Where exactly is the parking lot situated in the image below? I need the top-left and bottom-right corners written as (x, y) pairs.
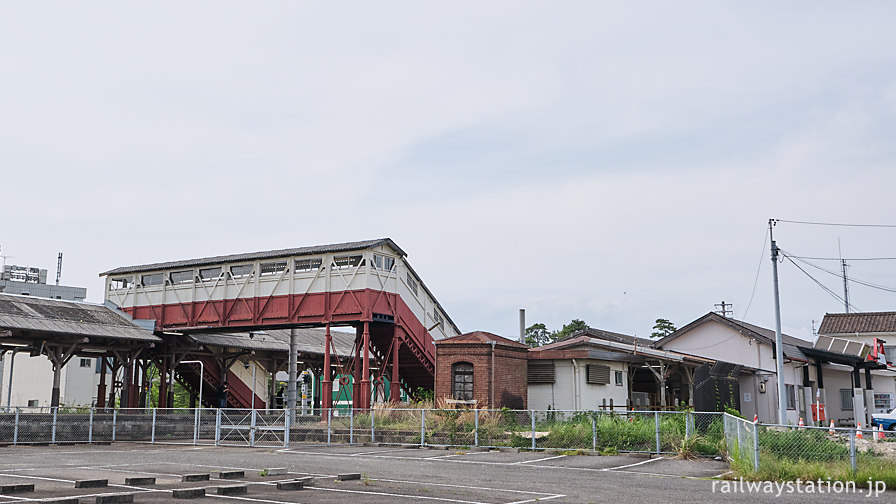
top-left (0, 443), bottom-right (877, 503)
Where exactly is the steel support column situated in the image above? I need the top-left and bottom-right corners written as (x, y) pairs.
top-left (360, 321), bottom-right (371, 409)
top-left (390, 327), bottom-right (400, 403)
top-left (159, 353), bottom-right (169, 409)
top-left (96, 355), bottom-right (107, 409)
top-left (352, 326), bottom-right (361, 410)
top-left (322, 324), bottom-right (333, 411)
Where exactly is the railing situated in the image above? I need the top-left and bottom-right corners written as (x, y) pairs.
top-left (722, 413), bottom-right (893, 476)
top-left (0, 407), bottom-right (724, 454)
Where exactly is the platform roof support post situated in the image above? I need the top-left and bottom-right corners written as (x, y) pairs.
top-left (287, 328), bottom-right (298, 419)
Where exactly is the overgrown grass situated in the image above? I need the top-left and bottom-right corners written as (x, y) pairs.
top-left (728, 425), bottom-right (896, 487)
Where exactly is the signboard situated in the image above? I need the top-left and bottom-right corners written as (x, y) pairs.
top-left (743, 392), bottom-right (752, 403)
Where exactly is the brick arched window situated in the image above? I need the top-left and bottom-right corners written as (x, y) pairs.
top-left (452, 362), bottom-right (474, 401)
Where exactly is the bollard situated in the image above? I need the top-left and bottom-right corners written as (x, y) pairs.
top-left (89, 407), bottom-right (94, 444)
top-left (531, 411), bottom-right (536, 450)
top-left (654, 411), bottom-right (661, 454)
top-left (420, 409), bottom-right (426, 447)
top-left (474, 409), bottom-right (479, 447)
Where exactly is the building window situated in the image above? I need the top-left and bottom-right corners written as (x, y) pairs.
top-left (527, 362), bottom-right (555, 384)
top-left (406, 272), bottom-right (418, 296)
top-left (785, 385), bottom-right (795, 410)
top-left (170, 270), bottom-right (194, 284)
top-left (230, 265), bottom-right (253, 278)
top-left (260, 262), bottom-right (287, 276)
top-left (110, 277), bottom-right (130, 289)
top-left (587, 364), bottom-right (611, 385)
top-left (199, 267), bottom-right (222, 281)
top-left (373, 254), bottom-right (395, 271)
top-left (141, 273), bottom-right (163, 287)
top-left (840, 389), bottom-right (854, 411)
top-left (27, 400), bottom-right (39, 407)
top-left (452, 362), bottom-right (474, 401)
top-left (615, 370), bottom-right (624, 386)
top-left (295, 258), bottom-right (322, 273)
top-left (333, 255), bottom-right (363, 270)
top-left (433, 309), bottom-right (444, 327)
top-left (80, 358), bottom-right (91, 368)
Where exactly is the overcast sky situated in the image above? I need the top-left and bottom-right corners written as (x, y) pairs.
top-left (2, 2), bottom-right (895, 342)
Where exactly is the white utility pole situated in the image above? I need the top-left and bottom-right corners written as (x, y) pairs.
top-left (769, 219), bottom-right (788, 425)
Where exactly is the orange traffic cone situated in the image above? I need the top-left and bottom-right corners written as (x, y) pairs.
top-left (829, 420), bottom-right (835, 435)
top-left (857, 423), bottom-right (863, 439)
top-left (798, 417), bottom-right (805, 429)
top-left (753, 414), bottom-right (758, 423)
top-left (879, 425), bottom-right (885, 441)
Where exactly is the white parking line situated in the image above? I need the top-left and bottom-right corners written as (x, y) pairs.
top-left (604, 456), bottom-right (664, 470)
top-left (513, 454), bottom-right (566, 465)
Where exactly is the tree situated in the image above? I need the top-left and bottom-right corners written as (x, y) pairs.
top-left (651, 318), bottom-right (677, 339)
top-left (554, 319), bottom-right (588, 341)
top-left (524, 323), bottom-right (553, 347)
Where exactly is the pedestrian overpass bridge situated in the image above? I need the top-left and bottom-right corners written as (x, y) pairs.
top-left (100, 238), bottom-right (461, 410)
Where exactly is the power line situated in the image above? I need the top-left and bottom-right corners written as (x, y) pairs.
top-left (781, 254), bottom-right (862, 311)
top-left (740, 226), bottom-right (768, 322)
top-left (784, 255), bottom-right (896, 262)
top-left (782, 250), bottom-right (896, 295)
top-left (775, 219), bottom-right (896, 228)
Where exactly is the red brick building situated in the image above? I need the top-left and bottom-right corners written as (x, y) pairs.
top-left (434, 331), bottom-right (528, 409)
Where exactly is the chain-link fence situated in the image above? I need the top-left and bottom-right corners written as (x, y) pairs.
top-left (721, 413), bottom-right (895, 477)
top-left (1, 406), bottom-right (726, 454)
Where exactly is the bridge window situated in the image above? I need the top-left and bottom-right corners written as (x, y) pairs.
top-left (333, 255), bottom-right (362, 270)
top-left (170, 270), bottom-right (194, 284)
top-left (110, 277), bottom-right (130, 289)
top-left (373, 254), bottom-right (395, 271)
top-left (141, 273), bottom-right (163, 287)
top-left (230, 265), bottom-right (254, 278)
top-left (295, 258), bottom-right (323, 272)
top-left (199, 267), bottom-right (222, 281)
top-left (260, 262), bottom-right (287, 276)
top-left (453, 362), bottom-right (474, 401)
top-left (406, 272), bottom-right (418, 296)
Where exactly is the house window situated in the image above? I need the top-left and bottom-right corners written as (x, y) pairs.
top-left (587, 364), bottom-right (611, 385)
top-left (260, 262), bottom-right (287, 276)
top-left (785, 385), bottom-right (795, 410)
top-left (295, 258), bottom-right (322, 273)
top-left (840, 389), bottom-right (854, 411)
top-left (80, 358), bottom-right (91, 368)
top-left (615, 370), bottom-right (624, 386)
top-left (230, 265), bottom-right (253, 278)
top-left (452, 362), bottom-right (474, 401)
top-left (141, 273), bottom-right (163, 287)
top-left (527, 362), bottom-right (555, 384)
top-left (406, 272), bottom-right (418, 296)
top-left (170, 270), bottom-right (194, 284)
top-left (199, 267), bottom-right (222, 281)
top-left (333, 255), bottom-right (363, 269)
top-left (372, 254), bottom-right (395, 271)
top-left (27, 400), bottom-right (38, 408)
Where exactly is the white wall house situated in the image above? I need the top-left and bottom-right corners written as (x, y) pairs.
top-left (0, 353), bottom-right (112, 408)
top-left (655, 313), bottom-right (813, 425)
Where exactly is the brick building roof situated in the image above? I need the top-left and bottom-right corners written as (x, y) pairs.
top-left (435, 331), bottom-right (528, 348)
